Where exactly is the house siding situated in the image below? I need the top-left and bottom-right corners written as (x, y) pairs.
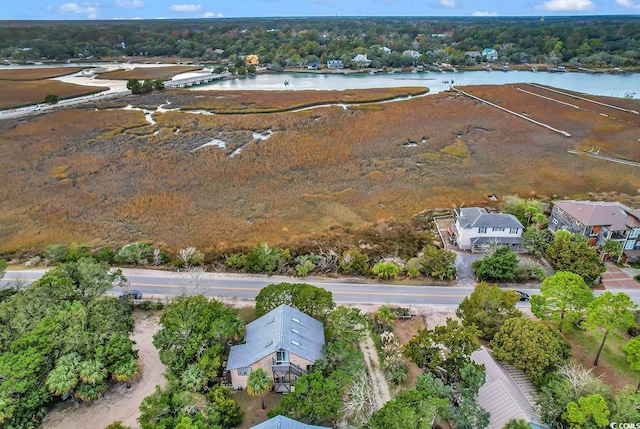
top-left (230, 351), bottom-right (314, 390)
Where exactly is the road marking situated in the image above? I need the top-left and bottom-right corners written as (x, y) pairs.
top-left (124, 282), bottom-right (468, 298)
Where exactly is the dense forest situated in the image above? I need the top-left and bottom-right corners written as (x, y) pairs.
top-left (0, 16), bottom-right (638, 69)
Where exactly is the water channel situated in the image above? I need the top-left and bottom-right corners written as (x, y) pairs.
top-left (192, 69), bottom-right (638, 99)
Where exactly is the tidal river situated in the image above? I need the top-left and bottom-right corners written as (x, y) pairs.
top-left (193, 69), bottom-right (638, 99)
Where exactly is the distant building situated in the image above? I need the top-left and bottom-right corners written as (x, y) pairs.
top-left (548, 200), bottom-right (640, 262)
top-left (245, 54), bottom-right (259, 65)
top-left (450, 207), bottom-right (524, 253)
top-left (381, 46), bottom-right (392, 54)
top-left (307, 61), bottom-right (320, 70)
top-left (327, 59), bottom-right (344, 70)
top-left (402, 50), bottom-right (421, 59)
top-left (352, 53), bottom-right (372, 67)
top-left (483, 48), bottom-right (499, 61)
top-left (466, 51), bottom-right (481, 58)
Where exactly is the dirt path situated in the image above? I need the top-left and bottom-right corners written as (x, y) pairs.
top-left (41, 311), bottom-right (166, 429)
top-left (360, 332), bottom-right (392, 410)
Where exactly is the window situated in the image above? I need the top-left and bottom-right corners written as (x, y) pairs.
top-left (631, 228), bottom-right (640, 239)
top-left (492, 227), bottom-right (505, 232)
top-left (625, 240), bottom-right (635, 250)
top-left (509, 228), bottom-right (519, 234)
top-left (238, 367), bottom-right (251, 376)
top-left (478, 227), bottom-right (487, 234)
top-left (276, 350), bottom-right (289, 363)
top-left (552, 218), bottom-right (558, 225)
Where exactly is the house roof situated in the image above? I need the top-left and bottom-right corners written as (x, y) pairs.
top-left (455, 207), bottom-right (523, 229)
top-left (227, 304), bottom-right (325, 370)
top-left (553, 200), bottom-right (635, 231)
top-left (251, 415), bottom-right (330, 429)
top-left (471, 347), bottom-right (545, 429)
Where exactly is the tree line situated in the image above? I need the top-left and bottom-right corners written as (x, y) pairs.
top-left (0, 16), bottom-right (638, 69)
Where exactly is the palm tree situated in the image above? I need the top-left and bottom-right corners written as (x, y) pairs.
top-left (46, 353), bottom-right (81, 398)
top-left (79, 359), bottom-right (107, 385)
top-left (112, 357), bottom-right (140, 388)
top-left (246, 368), bottom-right (273, 409)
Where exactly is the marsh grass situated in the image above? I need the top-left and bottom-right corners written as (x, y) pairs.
top-left (0, 87), bottom-right (638, 255)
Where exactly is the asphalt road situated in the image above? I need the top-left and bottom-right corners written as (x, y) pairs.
top-left (3, 268), bottom-right (638, 308)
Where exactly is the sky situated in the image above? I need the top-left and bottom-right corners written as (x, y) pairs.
top-left (2, 0), bottom-right (640, 20)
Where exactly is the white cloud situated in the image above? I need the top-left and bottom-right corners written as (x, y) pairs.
top-left (169, 4), bottom-right (201, 13)
top-left (202, 11), bottom-right (224, 18)
top-left (472, 11), bottom-right (498, 16)
top-left (616, 0), bottom-right (640, 8)
top-left (535, 0), bottom-right (594, 11)
top-left (115, 0), bottom-right (145, 8)
top-left (440, 0), bottom-right (456, 6)
top-left (58, 2), bottom-right (100, 18)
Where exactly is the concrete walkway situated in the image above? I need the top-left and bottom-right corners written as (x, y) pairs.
top-left (602, 262), bottom-right (640, 289)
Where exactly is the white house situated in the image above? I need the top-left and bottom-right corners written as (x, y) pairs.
top-left (450, 207), bottom-right (524, 253)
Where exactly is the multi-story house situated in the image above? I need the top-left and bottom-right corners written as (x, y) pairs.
top-left (548, 200), bottom-right (640, 262)
top-left (226, 304), bottom-right (325, 393)
top-left (450, 207), bottom-right (524, 253)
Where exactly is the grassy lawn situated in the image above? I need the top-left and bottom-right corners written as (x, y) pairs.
top-left (562, 323), bottom-right (638, 390)
top-left (232, 389), bottom-right (283, 429)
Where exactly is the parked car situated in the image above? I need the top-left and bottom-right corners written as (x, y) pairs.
top-left (516, 290), bottom-right (530, 301)
top-left (120, 290), bottom-right (142, 300)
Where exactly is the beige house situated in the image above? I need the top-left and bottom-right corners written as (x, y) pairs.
top-left (245, 54), bottom-right (260, 65)
top-left (226, 304), bottom-right (325, 393)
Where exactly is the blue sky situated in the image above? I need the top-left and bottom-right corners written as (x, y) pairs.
top-left (3, 0), bottom-right (640, 20)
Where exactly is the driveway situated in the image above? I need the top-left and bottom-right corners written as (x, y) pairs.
top-left (455, 251), bottom-right (482, 286)
top-left (602, 262), bottom-right (640, 289)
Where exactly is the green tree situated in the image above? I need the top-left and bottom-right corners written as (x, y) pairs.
top-left (531, 271), bottom-right (594, 332)
top-left (44, 93), bottom-right (59, 104)
top-left (126, 78), bottom-right (141, 94)
top-left (367, 388), bottom-right (449, 429)
top-left (586, 291), bottom-right (637, 366)
top-left (269, 370), bottom-right (349, 426)
top-left (153, 295), bottom-right (244, 377)
top-left (490, 317), bottom-right (569, 386)
top-left (115, 242), bottom-right (154, 265)
top-left (600, 239), bottom-right (623, 261)
top-left (623, 336), bottom-right (640, 392)
top-left (44, 243), bottom-right (70, 264)
top-left (563, 394), bottom-right (610, 429)
top-left (244, 242), bottom-right (291, 274)
top-left (254, 282), bottom-right (335, 319)
top-left (0, 259), bottom-right (5, 281)
top-left (456, 282), bottom-right (522, 340)
top-left (420, 245), bottom-right (457, 280)
top-left (472, 246), bottom-right (519, 282)
top-left (247, 368), bottom-right (273, 409)
top-left (503, 419), bottom-right (531, 429)
top-left (404, 318), bottom-right (480, 383)
top-left (546, 230), bottom-right (605, 284)
top-left (502, 196), bottom-right (546, 227)
top-left (325, 306), bottom-right (368, 344)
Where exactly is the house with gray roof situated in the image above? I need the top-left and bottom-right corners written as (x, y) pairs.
top-left (251, 415), bottom-right (330, 429)
top-left (472, 347), bottom-right (547, 429)
top-left (450, 207), bottom-right (524, 253)
top-left (548, 200), bottom-right (640, 262)
top-left (226, 304), bottom-right (325, 392)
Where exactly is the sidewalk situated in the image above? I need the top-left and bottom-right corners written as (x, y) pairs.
top-left (602, 262), bottom-right (640, 289)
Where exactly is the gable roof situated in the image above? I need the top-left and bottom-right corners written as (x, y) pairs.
top-left (472, 347), bottom-right (545, 429)
top-left (455, 207), bottom-right (523, 229)
top-left (251, 415), bottom-right (330, 429)
top-left (227, 304), bottom-right (325, 370)
top-left (553, 200), bottom-right (635, 231)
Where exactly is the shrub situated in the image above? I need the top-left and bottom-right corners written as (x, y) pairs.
top-left (114, 242), bottom-right (154, 265)
top-left (44, 244), bottom-right (70, 265)
top-left (372, 261), bottom-right (401, 280)
top-left (224, 253), bottom-right (246, 270)
top-left (338, 249), bottom-right (370, 276)
top-left (93, 248), bottom-right (116, 264)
